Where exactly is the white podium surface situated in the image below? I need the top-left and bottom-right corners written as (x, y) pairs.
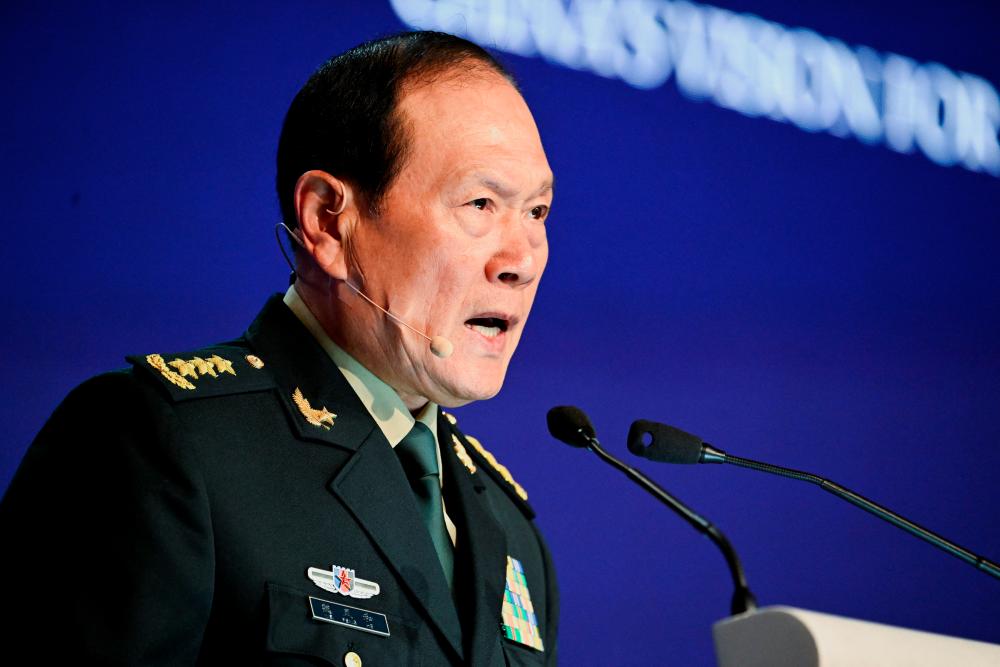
top-left (713, 605), bottom-right (1000, 667)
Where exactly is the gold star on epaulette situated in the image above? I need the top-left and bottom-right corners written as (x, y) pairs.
top-left (190, 356), bottom-right (217, 378)
top-left (292, 387), bottom-right (336, 429)
top-left (208, 354), bottom-right (235, 376)
top-left (464, 434), bottom-right (528, 501)
top-left (168, 358), bottom-right (198, 379)
top-left (451, 434), bottom-right (477, 474)
top-left (146, 354), bottom-right (195, 390)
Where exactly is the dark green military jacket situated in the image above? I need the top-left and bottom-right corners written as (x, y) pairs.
top-left (0, 294), bottom-right (558, 665)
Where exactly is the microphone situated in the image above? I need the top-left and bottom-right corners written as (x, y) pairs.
top-left (628, 419), bottom-right (1000, 581)
top-left (547, 406), bottom-right (757, 615)
top-left (545, 405), bottom-right (594, 447)
top-left (274, 221), bottom-right (453, 359)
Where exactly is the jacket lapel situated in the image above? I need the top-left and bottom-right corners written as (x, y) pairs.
top-left (328, 434), bottom-right (464, 659)
top-left (244, 294), bottom-right (464, 660)
top-left (439, 415), bottom-right (509, 667)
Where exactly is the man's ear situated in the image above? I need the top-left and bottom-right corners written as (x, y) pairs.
top-left (293, 170), bottom-right (358, 279)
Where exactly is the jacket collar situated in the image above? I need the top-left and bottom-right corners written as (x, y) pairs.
top-left (244, 293), bottom-right (376, 451)
top-left (281, 285), bottom-right (438, 448)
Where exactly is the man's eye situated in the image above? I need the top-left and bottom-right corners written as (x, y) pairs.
top-left (529, 205), bottom-right (549, 220)
top-left (468, 198), bottom-right (490, 210)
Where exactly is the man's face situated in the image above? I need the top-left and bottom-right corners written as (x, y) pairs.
top-left (339, 68), bottom-right (553, 408)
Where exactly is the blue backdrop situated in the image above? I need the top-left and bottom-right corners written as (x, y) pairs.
top-left (3, 2), bottom-right (999, 664)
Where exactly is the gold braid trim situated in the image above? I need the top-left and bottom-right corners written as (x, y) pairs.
top-left (146, 354), bottom-right (196, 390)
top-left (464, 434), bottom-right (528, 501)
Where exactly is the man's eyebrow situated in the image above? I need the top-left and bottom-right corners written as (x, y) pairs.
top-left (534, 177), bottom-right (555, 198)
top-left (476, 175), bottom-right (555, 199)
top-left (478, 176), bottom-right (516, 198)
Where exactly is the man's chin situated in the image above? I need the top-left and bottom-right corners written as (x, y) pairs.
top-left (431, 376), bottom-right (505, 409)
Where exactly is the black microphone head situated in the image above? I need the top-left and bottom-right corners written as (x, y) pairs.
top-left (546, 406), bottom-right (596, 448)
top-left (628, 419), bottom-right (704, 464)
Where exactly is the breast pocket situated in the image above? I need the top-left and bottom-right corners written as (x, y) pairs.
top-left (265, 582), bottom-right (422, 667)
top-left (502, 641), bottom-right (546, 666)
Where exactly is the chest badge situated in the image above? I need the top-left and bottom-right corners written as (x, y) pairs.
top-left (501, 556), bottom-right (544, 652)
top-left (307, 564), bottom-right (380, 599)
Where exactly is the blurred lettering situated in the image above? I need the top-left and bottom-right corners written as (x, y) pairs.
top-left (390, 0), bottom-right (1000, 177)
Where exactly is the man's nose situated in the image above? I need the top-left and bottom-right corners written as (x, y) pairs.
top-left (485, 220), bottom-right (540, 288)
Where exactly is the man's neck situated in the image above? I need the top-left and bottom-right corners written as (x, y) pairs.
top-left (292, 279), bottom-right (430, 415)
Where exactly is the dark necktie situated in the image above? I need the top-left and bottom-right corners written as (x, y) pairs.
top-left (395, 422), bottom-right (454, 588)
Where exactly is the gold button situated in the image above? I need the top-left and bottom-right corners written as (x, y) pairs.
top-left (344, 651), bottom-right (362, 667)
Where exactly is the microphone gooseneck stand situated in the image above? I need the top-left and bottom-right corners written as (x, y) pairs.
top-left (717, 450), bottom-right (1000, 581)
top-left (585, 434), bottom-right (758, 615)
top-left (628, 419), bottom-right (1000, 581)
top-left (547, 407), bottom-right (756, 615)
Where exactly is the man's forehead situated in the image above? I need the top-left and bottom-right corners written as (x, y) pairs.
top-left (394, 70), bottom-right (551, 193)
top-left (397, 68), bottom-right (531, 132)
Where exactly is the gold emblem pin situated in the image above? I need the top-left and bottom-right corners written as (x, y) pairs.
top-left (245, 354), bottom-right (264, 369)
top-left (292, 387), bottom-right (336, 429)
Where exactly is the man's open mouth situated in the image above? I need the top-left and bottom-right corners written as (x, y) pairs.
top-left (464, 317), bottom-right (510, 339)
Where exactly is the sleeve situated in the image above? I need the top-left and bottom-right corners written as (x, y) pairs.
top-left (0, 371), bottom-right (215, 663)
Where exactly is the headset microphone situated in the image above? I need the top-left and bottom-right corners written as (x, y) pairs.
top-left (340, 280), bottom-right (454, 358)
top-left (274, 221), bottom-right (454, 359)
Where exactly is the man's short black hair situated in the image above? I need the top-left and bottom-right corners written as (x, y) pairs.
top-left (276, 31), bottom-right (516, 227)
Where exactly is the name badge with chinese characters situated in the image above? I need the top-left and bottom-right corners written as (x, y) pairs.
top-left (308, 596), bottom-right (390, 637)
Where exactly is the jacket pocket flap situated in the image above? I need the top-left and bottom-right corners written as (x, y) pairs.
top-left (266, 582), bottom-right (416, 664)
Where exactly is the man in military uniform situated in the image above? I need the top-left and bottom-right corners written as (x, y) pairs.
top-left (0, 32), bottom-right (557, 665)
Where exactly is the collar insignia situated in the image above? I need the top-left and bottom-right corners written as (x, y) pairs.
top-left (292, 387), bottom-right (336, 429)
